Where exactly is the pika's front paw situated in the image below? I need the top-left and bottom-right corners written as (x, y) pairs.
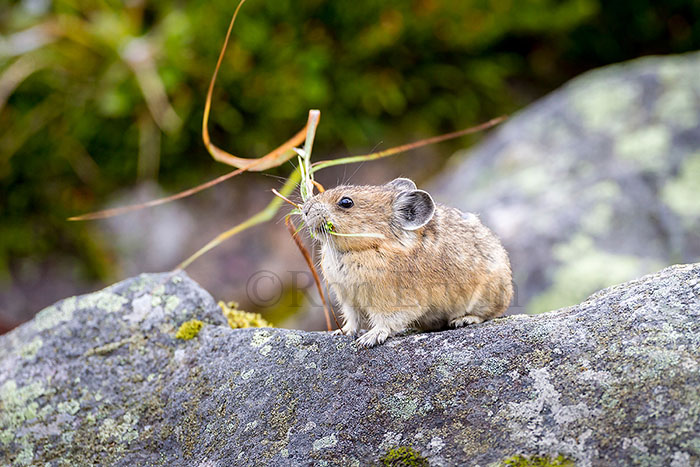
top-left (355, 328), bottom-right (390, 348)
top-left (451, 315), bottom-right (485, 327)
top-left (331, 323), bottom-right (359, 336)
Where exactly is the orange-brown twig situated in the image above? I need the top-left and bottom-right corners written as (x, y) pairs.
top-left (68, 161), bottom-right (253, 221)
top-left (271, 189), bottom-right (301, 209)
top-left (311, 180), bottom-right (325, 193)
top-left (285, 214), bottom-right (341, 333)
top-left (202, 0), bottom-right (308, 171)
top-left (311, 115), bottom-right (507, 173)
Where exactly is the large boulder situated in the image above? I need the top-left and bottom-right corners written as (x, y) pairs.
top-left (1, 264), bottom-right (699, 466)
top-left (432, 52), bottom-right (700, 314)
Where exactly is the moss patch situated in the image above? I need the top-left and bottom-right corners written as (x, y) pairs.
top-left (499, 454), bottom-right (575, 467)
top-left (175, 320), bottom-right (204, 340)
top-left (219, 301), bottom-right (271, 329)
top-left (379, 446), bottom-right (429, 466)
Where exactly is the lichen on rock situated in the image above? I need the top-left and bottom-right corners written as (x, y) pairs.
top-left (432, 51), bottom-right (700, 315)
top-left (379, 446), bottom-right (429, 466)
top-left (219, 301), bottom-right (272, 329)
top-left (498, 454), bottom-right (575, 467)
top-left (175, 319), bottom-right (205, 340)
top-left (0, 263), bottom-right (698, 466)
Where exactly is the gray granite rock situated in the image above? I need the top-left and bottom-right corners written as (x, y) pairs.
top-left (1, 264), bottom-right (699, 466)
top-left (432, 52), bottom-right (700, 315)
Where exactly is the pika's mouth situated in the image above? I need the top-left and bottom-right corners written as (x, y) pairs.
top-left (316, 220), bottom-right (337, 237)
top-left (302, 212), bottom-right (331, 238)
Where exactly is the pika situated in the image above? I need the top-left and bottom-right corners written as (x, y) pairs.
top-left (301, 178), bottom-right (513, 347)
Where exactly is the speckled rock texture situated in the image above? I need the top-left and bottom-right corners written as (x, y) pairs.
top-left (432, 52), bottom-right (700, 315)
top-left (1, 265), bottom-right (699, 466)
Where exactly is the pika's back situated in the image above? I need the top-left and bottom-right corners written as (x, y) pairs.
top-left (379, 201), bottom-right (511, 289)
top-left (421, 204), bottom-right (509, 267)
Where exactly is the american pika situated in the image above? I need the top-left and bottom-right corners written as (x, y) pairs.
top-left (301, 178), bottom-right (513, 347)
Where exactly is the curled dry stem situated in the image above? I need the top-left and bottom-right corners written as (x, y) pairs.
top-left (201, 0), bottom-right (310, 171)
top-left (65, 0), bottom-right (508, 331)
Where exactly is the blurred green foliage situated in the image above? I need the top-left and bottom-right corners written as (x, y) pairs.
top-left (1, 0), bottom-right (699, 282)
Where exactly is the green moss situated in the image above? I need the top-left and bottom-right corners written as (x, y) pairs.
top-left (219, 301), bottom-right (271, 329)
top-left (499, 454), bottom-right (575, 467)
top-left (175, 320), bottom-right (204, 340)
top-left (379, 446), bottom-right (429, 467)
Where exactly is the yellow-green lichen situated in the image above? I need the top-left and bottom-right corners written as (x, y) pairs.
top-left (57, 399), bottom-right (81, 416)
top-left (175, 320), bottom-right (204, 340)
top-left (164, 295), bottom-right (180, 314)
top-left (382, 393), bottom-right (432, 420)
top-left (98, 413), bottom-right (139, 443)
top-left (79, 291), bottom-right (129, 314)
top-left (14, 444), bottom-right (34, 466)
top-left (379, 446), bottom-right (429, 466)
top-left (285, 334), bottom-right (302, 347)
top-left (656, 61), bottom-right (700, 129)
top-left (219, 301), bottom-right (271, 329)
top-left (498, 454), bottom-right (575, 467)
top-left (382, 394), bottom-right (419, 420)
top-left (570, 77), bottom-right (641, 133)
top-left (615, 125), bottom-right (670, 172)
top-left (512, 165), bottom-right (552, 197)
top-left (0, 379), bottom-right (46, 447)
top-left (33, 296), bottom-right (76, 332)
top-left (528, 233), bottom-right (662, 314)
top-left (312, 434), bottom-right (337, 451)
top-left (19, 338), bottom-right (43, 360)
top-left (250, 330), bottom-right (273, 348)
top-left (662, 152), bottom-right (700, 220)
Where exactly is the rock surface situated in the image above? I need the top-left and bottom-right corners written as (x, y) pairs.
top-left (432, 52), bottom-right (700, 314)
top-left (1, 265), bottom-right (699, 466)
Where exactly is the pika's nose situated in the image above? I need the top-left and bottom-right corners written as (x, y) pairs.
top-left (302, 201), bottom-right (313, 217)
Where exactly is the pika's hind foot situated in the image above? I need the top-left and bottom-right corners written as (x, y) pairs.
top-left (355, 328), bottom-right (390, 348)
top-left (451, 315), bottom-right (484, 328)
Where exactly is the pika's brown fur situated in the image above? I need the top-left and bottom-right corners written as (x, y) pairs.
top-left (302, 178), bottom-right (513, 347)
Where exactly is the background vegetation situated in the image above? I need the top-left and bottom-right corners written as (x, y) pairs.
top-left (1, 0), bottom-right (699, 326)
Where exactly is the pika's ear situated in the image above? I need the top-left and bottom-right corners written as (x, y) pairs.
top-left (386, 178), bottom-right (417, 191)
top-left (393, 190), bottom-right (435, 230)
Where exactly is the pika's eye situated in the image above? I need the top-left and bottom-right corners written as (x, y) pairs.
top-left (337, 197), bottom-right (354, 209)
